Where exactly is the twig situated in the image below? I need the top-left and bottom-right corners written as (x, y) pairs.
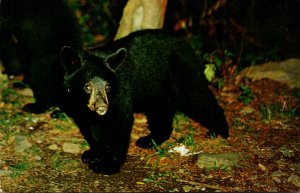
top-left (177, 179), bottom-right (223, 190)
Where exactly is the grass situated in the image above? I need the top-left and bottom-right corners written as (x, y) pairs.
top-left (80, 140), bottom-right (89, 149)
top-left (50, 152), bottom-right (81, 171)
top-left (260, 103), bottom-right (298, 121)
top-left (173, 124), bottom-right (197, 152)
top-left (1, 87), bottom-right (20, 105)
top-left (145, 112), bottom-right (201, 169)
top-left (10, 158), bottom-right (30, 178)
top-left (29, 145), bottom-right (43, 157)
top-left (50, 152), bottom-right (68, 170)
top-left (145, 140), bottom-right (173, 169)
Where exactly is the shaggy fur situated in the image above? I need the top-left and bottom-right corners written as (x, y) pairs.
top-left (60, 29), bottom-right (229, 174)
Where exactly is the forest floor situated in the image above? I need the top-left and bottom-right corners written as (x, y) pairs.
top-left (0, 71), bottom-right (299, 192)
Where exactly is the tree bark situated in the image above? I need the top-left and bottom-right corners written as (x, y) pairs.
top-left (114, 0), bottom-right (168, 40)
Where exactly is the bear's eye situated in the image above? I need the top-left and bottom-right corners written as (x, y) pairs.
top-left (84, 84), bottom-right (92, 93)
top-left (105, 83), bottom-right (111, 92)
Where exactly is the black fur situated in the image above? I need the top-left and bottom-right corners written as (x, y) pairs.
top-left (0, 0), bottom-right (82, 113)
top-left (60, 29), bottom-right (229, 175)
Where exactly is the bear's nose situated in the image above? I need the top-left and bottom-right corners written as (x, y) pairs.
top-left (96, 105), bottom-right (108, 116)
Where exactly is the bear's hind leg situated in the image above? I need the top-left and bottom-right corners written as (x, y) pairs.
top-left (136, 109), bottom-right (175, 149)
top-left (22, 56), bottom-right (56, 114)
top-left (179, 88), bottom-right (229, 138)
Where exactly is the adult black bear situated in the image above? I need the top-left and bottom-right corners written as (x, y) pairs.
top-left (60, 29), bottom-right (229, 175)
top-left (0, 0), bottom-right (82, 113)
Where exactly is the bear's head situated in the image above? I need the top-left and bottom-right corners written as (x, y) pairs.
top-left (60, 46), bottom-right (127, 116)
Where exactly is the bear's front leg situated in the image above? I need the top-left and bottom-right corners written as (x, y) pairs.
top-left (81, 149), bottom-right (122, 175)
top-left (82, 115), bottom-right (134, 175)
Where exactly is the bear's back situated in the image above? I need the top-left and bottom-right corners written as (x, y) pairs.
top-left (114, 30), bottom-right (205, 107)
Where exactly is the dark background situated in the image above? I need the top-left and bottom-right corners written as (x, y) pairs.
top-left (69, 0), bottom-right (300, 77)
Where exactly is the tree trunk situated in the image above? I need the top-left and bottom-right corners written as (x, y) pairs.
top-left (114, 0), bottom-right (168, 40)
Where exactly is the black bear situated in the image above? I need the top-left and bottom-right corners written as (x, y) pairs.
top-left (60, 29), bottom-right (229, 175)
top-left (0, 0), bottom-right (82, 113)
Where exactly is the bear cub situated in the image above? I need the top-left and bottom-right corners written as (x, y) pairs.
top-left (60, 29), bottom-right (229, 175)
top-left (0, 0), bottom-right (81, 114)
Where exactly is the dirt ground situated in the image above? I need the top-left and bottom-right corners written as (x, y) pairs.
top-left (0, 73), bottom-right (299, 192)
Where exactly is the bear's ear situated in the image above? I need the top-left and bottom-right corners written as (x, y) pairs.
top-left (60, 46), bottom-right (82, 74)
top-left (105, 48), bottom-right (127, 71)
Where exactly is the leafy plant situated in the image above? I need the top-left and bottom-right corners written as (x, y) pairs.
top-left (204, 63), bottom-right (217, 82)
top-left (238, 84), bottom-right (255, 105)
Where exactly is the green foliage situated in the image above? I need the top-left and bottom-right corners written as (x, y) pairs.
top-left (260, 104), bottom-right (298, 121)
top-left (203, 52), bottom-right (221, 69)
top-left (204, 63), bottom-right (216, 82)
top-left (51, 111), bottom-right (69, 121)
top-left (146, 140), bottom-right (173, 169)
top-left (81, 139), bottom-right (90, 149)
top-left (203, 49), bottom-right (235, 83)
top-left (174, 125), bottom-right (197, 152)
top-left (50, 152), bottom-right (75, 170)
top-left (1, 86), bottom-right (19, 105)
top-left (29, 145), bottom-right (43, 157)
top-left (0, 110), bottom-right (26, 143)
top-left (234, 118), bottom-right (243, 127)
top-left (10, 159), bottom-right (30, 178)
top-left (217, 79), bottom-right (225, 89)
top-left (238, 84), bottom-right (255, 105)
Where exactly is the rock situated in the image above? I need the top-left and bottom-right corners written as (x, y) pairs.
top-left (34, 155), bottom-right (42, 161)
top-left (62, 143), bottom-right (81, 154)
top-left (16, 88), bottom-right (33, 97)
top-left (239, 106), bottom-right (255, 115)
top-left (0, 169), bottom-right (12, 176)
top-left (272, 176), bottom-right (281, 184)
top-left (196, 152), bottom-right (248, 170)
top-left (48, 144), bottom-right (59, 151)
top-left (238, 58), bottom-right (300, 88)
top-left (288, 174), bottom-right (300, 188)
top-left (268, 187), bottom-right (278, 192)
top-left (258, 163), bottom-right (267, 171)
top-left (271, 170), bottom-right (285, 177)
top-left (271, 170), bottom-right (286, 184)
top-left (0, 160), bottom-right (6, 167)
top-left (15, 135), bottom-right (32, 153)
top-left (182, 185), bottom-right (192, 192)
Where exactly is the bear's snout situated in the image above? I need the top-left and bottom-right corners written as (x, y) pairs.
top-left (88, 102), bottom-right (108, 116)
top-left (96, 105), bottom-right (108, 116)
